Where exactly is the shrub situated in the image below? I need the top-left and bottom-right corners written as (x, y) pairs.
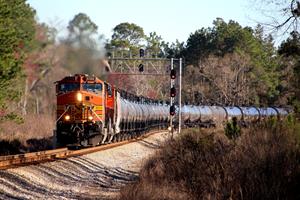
top-left (225, 117), bottom-right (241, 139)
top-left (118, 121), bottom-right (300, 200)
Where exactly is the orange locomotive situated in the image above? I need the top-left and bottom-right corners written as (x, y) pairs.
top-left (54, 74), bottom-right (116, 147)
top-left (54, 74), bottom-right (170, 148)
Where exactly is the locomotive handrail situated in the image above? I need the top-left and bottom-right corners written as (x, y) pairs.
top-left (55, 105), bottom-right (70, 124)
top-left (90, 107), bottom-right (103, 123)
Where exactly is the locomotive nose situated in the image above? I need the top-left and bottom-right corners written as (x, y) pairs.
top-left (58, 104), bottom-right (94, 123)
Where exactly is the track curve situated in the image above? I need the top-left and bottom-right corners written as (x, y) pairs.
top-left (0, 130), bottom-right (167, 170)
top-left (0, 130), bottom-right (170, 200)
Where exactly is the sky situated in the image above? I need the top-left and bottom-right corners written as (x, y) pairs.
top-left (27, 0), bottom-right (260, 44)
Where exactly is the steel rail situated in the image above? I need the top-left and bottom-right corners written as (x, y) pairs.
top-left (0, 130), bottom-right (166, 170)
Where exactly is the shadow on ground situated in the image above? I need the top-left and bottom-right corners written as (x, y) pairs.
top-left (0, 157), bottom-right (138, 200)
top-left (137, 139), bottom-right (162, 149)
top-left (0, 137), bottom-right (53, 156)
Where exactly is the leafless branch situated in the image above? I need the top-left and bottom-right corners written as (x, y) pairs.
top-left (248, 0), bottom-right (300, 37)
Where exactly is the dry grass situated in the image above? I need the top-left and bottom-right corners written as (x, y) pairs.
top-left (0, 114), bottom-right (54, 155)
top-left (118, 122), bottom-right (300, 200)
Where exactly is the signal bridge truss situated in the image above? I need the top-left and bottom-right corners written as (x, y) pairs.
top-left (107, 49), bottom-right (183, 134)
top-left (107, 50), bottom-right (179, 76)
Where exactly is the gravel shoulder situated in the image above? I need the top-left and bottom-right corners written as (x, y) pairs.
top-left (0, 131), bottom-right (171, 200)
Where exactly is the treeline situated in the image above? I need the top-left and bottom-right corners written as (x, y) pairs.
top-left (182, 19), bottom-right (300, 109)
top-left (0, 0), bottom-right (299, 124)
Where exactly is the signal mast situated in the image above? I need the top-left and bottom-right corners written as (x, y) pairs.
top-left (108, 49), bottom-right (182, 134)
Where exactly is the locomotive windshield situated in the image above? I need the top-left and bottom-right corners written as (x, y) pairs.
top-left (82, 83), bottom-right (102, 94)
top-left (58, 83), bottom-right (80, 93)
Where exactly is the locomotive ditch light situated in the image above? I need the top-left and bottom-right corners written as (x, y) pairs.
top-left (64, 115), bottom-right (70, 121)
top-left (170, 87), bottom-right (176, 97)
top-left (170, 105), bottom-right (176, 116)
top-left (138, 64), bottom-right (144, 72)
top-left (76, 92), bottom-right (83, 102)
top-left (170, 69), bottom-right (176, 79)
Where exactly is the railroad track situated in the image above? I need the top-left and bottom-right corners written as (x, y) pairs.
top-left (0, 130), bottom-right (166, 170)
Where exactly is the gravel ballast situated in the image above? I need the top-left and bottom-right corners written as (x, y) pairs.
top-left (0, 131), bottom-right (170, 200)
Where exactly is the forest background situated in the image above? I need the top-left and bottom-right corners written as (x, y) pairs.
top-left (0, 0), bottom-right (299, 143)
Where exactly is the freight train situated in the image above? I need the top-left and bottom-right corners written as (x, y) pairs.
top-left (54, 74), bottom-right (290, 147)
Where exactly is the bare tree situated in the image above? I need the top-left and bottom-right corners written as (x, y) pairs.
top-left (249, 0), bottom-right (300, 34)
top-left (184, 53), bottom-right (255, 105)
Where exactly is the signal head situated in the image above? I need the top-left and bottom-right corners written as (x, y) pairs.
top-left (139, 48), bottom-right (145, 57)
top-left (170, 105), bottom-right (176, 115)
top-left (170, 87), bottom-right (176, 97)
top-left (170, 69), bottom-right (176, 79)
top-left (138, 63), bottom-right (144, 72)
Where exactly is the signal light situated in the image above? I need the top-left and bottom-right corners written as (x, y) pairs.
top-left (170, 105), bottom-right (176, 116)
top-left (139, 48), bottom-right (145, 57)
top-left (138, 64), bottom-right (144, 72)
top-left (170, 87), bottom-right (176, 97)
top-left (170, 69), bottom-right (176, 79)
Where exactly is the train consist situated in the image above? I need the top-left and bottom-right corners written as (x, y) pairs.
top-left (181, 105), bottom-right (289, 127)
top-left (54, 74), bottom-right (290, 147)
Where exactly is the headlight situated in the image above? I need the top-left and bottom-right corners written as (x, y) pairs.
top-left (76, 92), bottom-right (82, 102)
top-left (88, 116), bottom-right (93, 120)
top-left (65, 115), bottom-right (70, 121)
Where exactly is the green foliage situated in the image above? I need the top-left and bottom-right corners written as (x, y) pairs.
top-left (0, 113), bottom-right (24, 124)
top-left (162, 40), bottom-right (185, 58)
top-left (278, 31), bottom-right (300, 116)
top-left (283, 114), bottom-right (300, 143)
top-left (278, 31), bottom-right (300, 57)
top-left (292, 99), bottom-right (300, 117)
top-left (0, 0), bottom-right (35, 121)
top-left (224, 117), bottom-right (241, 139)
top-left (286, 114), bottom-right (296, 126)
top-left (145, 32), bottom-right (164, 57)
top-left (110, 22), bottom-right (145, 52)
top-left (266, 116), bottom-right (279, 129)
top-left (184, 27), bottom-right (215, 65)
top-left (183, 18), bottom-right (281, 105)
top-left (184, 18), bottom-right (255, 64)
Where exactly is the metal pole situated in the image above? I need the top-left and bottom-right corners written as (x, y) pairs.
top-left (179, 58), bottom-right (182, 134)
top-left (170, 58), bottom-right (174, 138)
